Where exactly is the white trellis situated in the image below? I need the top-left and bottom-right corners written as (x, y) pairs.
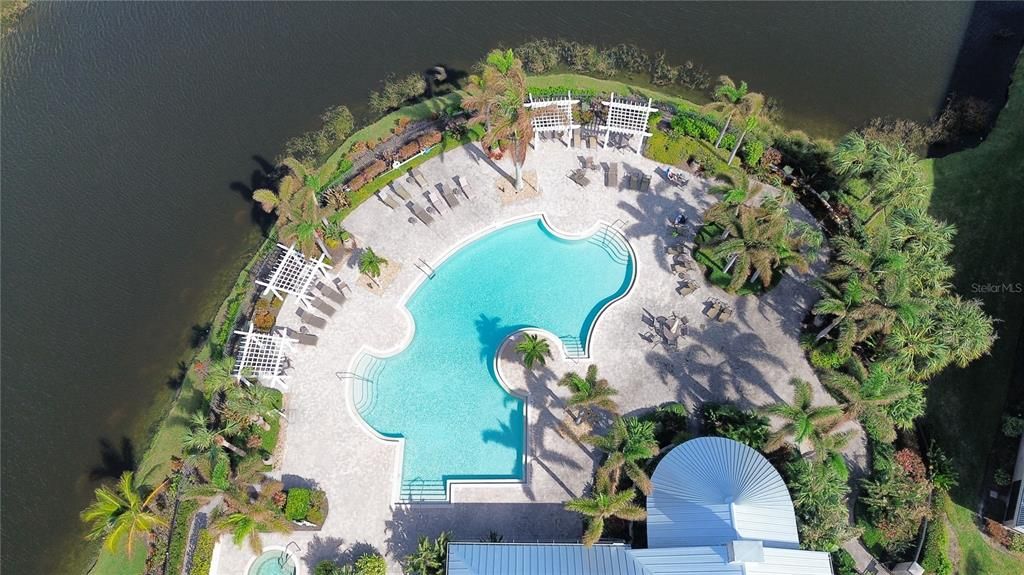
top-left (233, 323), bottom-right (296, 389)
top-left (600, 93), bottom-right (658, 154)
top-left (255, 243), bottom-right (331, 309)
top-left (525, 92), bottom-right (579, 145)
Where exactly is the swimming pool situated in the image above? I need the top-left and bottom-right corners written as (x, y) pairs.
top-left (247, 549), bottom-right (298, 575)
top-left (354, 218), bottom-right (634, 501)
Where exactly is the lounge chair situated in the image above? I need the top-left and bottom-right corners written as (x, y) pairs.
top-left (392, 182), bottom-right (413, 201)
top-left (315, 280), bottom-right (346, 305)
top-left (283, 327), bottom-right (318, 346)
top-left (589, 135), bottom-right (598, 149)
top-left (607, 162), bottom-right (618, 188)
top-left (705, 301), bottom-right (722, 319)
top-left (640, 174), bottom-right (651, 193)
top-left (568, 170), bottom-right (590, 187)
top-left (666, 244), bottom-right (686, 255)
top-left (671, 263), bottom-right (689, 274)
top-left (377, 191), bottom-right (399, 210)
top-left (407, 201), bottom-right (435, 225)
top-left (310, 297), bottom-right (336, 317)
top-left (717, 307), bottom-right (734, 322)
top-left (295, 308), bottom-right (327, 329)
top-left (628, 173), bottom-right (639, 190)
top-left (586, 156), bottom-right (597, 170)
top-left (678, 283), bottom-right (697, 296)
top-left (439, 184), bottom-right (460, 208)
top-left (673, 255), bottom-right (693, 269)
top-left (332, 278), bottom-right (351, 294)
top-left (410, 167), bottom-right (426, 188)
top-left (573, 129), bottom-right (581, 148)
top-left (455, 178), bottom-right (471, 199)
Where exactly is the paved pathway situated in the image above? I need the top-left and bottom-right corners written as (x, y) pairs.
top-left (211, 137), bottom-right (866, 574)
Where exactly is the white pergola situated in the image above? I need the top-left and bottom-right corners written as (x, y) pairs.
top-left (600, 93), bottom-right (658, 154)
top-left (525, 92), bottom-right (579, 145)
top-left (255, 243), bottom-right (332, 308)
top-left (232, 322), bottom-right (296, 389)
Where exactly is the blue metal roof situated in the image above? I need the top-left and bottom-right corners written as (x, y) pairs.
top-left (447, 543), bottom-right (641, 575)
top-left (647, 437), bottom-right (800, 549)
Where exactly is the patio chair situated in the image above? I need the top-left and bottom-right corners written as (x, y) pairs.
top-left (282, 327), bottom-right (318, 346)
top-left (588, 135), bottom-right (598, 149)
top-left (392, 182), bottom-right (413, 201)
top-left (586, 156), bottom-right (597, 170)
top-left (315, 280), bottom-right (346, 305)
top-left (376, 191), bottom-right (399, 210)
top-left (410, 167), bottom-right (427, 188)
top-left (705, 301), bottom-right (722, 319)
top-left (332, 278), bottom-right (351, 294)
top-left (407, 201), bottom-right (435, 226)
top-left (439, 183), bottom-right (460, 208)
top-left (717, 307), bottom-right (734, 322)
top-left (310, 297), bottom-right (336, 317)
top-left (568, 170), bottom-right (590, 187)
top-left (455, 178), bottom-right (471, 199)
top-left (628, 172), bottom-right (639, 190)
top-left (678, 283), bottom-right (697, 297)
top-left (671, 263), bottom-right (689, 274)
top-left (573, 129), bottom-right (581, 148)
top-left (640, 174), bottom-right (651, 193)
top-left (666, 244), bottom-right (686, 255)
top-left (607, 162), bottom-right (619, 188)
top-left (295, 308), bottom-right (327, 329)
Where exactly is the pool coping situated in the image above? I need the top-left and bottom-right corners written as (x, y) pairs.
top-left (341, 212), bottom-right (638, 504)
top-left (240, 545), bottom-right (306, 575)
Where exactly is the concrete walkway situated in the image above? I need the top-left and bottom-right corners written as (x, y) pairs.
top-left (212, 137), bottom-right (865, 574)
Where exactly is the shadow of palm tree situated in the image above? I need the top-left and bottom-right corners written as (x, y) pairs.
top-left (90, 437), bottom-right (136, 480)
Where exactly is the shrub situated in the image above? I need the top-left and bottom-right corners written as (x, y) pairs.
top-left (700, 403), bottom-right (770, 450)
top-left (355, 553), bottom-right (387, 575)
top-left (189, 530), bottom-right (215, 575)
top-left (861, 449), bottom-right (932, 553)
top-left (306, 489), bottom-right (328, 525)
top-left (986, 518), bottom-right (1012, 547)
top-left (1002, 415), bottom-right (1024, 437)
top-left (516, 39), bottom-right (560, 74)
top-left (284, 106), bottom-right (355, 164)
top-left (211, 455), bottom-right (230, 490)
top-left (252, 298), bottom-right (277, 331)
top-left (810, 345), bottom-right (846, 369)
top-left (314, 561), bottom-right (347, 575)
top-left (920, 518), bottom-right (952, 575)
top-left (1010, 532), bottom-right (1024, 553)
top-left (743, 139), bottom-right (766, 167)
top-left (720, 133), bottom-right (737, 151)
top-left (166, 499), bottom-right (200, 575)
top-left (669, 112), bottom-right (720, 144)
top-left (760, 146), bottom-right (783, 170)
top-left (994, 468), bottom-right (1012, 486)
top-left (285, 488), bottom-right (312, 521)
top-left (369, 73), bottom-right (427, 115)
top-left (831, 549), bottom-right (859, 575)
top-left (784, 457), bottom-right (854, 552)
top-left (646, 402), bottom-right (689, 447)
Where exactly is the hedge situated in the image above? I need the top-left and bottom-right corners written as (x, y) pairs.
top-left (285, 488), bottom-right (312, 521)
top-left (188, 530), bottom-right (215, 575)
top-left (921, 517), bottom-right (953, 575)
top-left (165, 499), bottom-right (200, 575)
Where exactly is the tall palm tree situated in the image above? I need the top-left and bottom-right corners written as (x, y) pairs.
top-left (728, 114), bottom-right (761, 166)
top-left (515, 333), bottom-right (551, 370)
top-left (182, 412), bottom-right (246, 459)
top-left (80, 471), bottom-right (167, 556)
top-left (584, 417), bottom-right (658, 494)
top-left (558, 364), bottom-right (619, 423)
top-left (704, 203), bottom-right (810, 293)
top-left (565, 485), bottom-right (646, 546)
top-left (705, 76), bottom-right (764, 149)
top-left (358, 247), bottom-right (388, 285)
top-left (213, 507), bottom-right (293, 554)
top-left (201, 356), bottom-right (237, 401)
top-left (223, 385), bottom-right (275, 432)
top-left (762, 378), bottom-right (843, 451)
top-left (279, 191), bottom-right (327, 256)
top-left (811, 276), bottom-right (896, 354)
top-left (831, 132), bottom-right (879, 180)
top-left (933, 295), bottom-right (995, 369)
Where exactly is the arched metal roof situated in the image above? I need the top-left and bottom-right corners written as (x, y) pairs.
top-left (646, 436), bottom-right (800, 549)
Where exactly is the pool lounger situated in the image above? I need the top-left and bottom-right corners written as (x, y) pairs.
top-left (607, 162), bottom-right (619, 188)
top-left (392, 182), bottom-right (413, 201)
top-left (410, 167), bottom-right (427, 188)
top-left (588, 135), bottom-right (598, 149)
top-left (439, 184), bottom-right (460, 208)
top-left (568, 170), bottom-right (590, 187)
top-left (315, 280), bottom-right (346, 305)
top-left (408, 201), bottom-right (435, 225)
top-left (332, 278), bottom-right (351, 294)
top-left (628, 172), bottom-right (639, 190)
top-left (295, 307), bottom-right (327, 329)
top-left (377, 191), bottom-right (399, 210)
top-left (640, 174), bottom-right (651, 193)
top-left (310, 296), bottom-right (336, 317)
top-left (282, 327), bottom-right (318, 346)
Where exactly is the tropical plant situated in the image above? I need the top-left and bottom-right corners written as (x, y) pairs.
top-left (252, 158), bottom-right (332, 256)
top-left (762, 378), bottom-right (843, 452)
top-left (565, 485), bottom-right (646, 546)
top-left (404, 531), bottom-right (450, 575)
top-left (222, 384), bottom-right (275, 432)
top-left (702, 202), bottom-right (810, 292)
top-left (515, 333), bottom-right (551, 370)
top-left (182, 412), bottom-right (246, 461)
top-left (821, 358), bottom-right (915, 443)
top-left (584, 417), bottom-right (658, 494)
top-left (213, 504), bottom-right (292, 554)
top-left (927, 443), bottom-right (959, 494)
top-left (358, 247), bottom-right (388, 285)
top-left (784, 457), bottom-right (855, 552)
top-left (700, 403), bottom-right (771, 450)
top-left (728, 114), bottom-right (761, 166)
top-left (557, 364), bottom-right (619, 423)
top-left (704, 76), bottom-right (763, 149)
top-left (861, 448), bottom-right (932, 553)
top-left (80, 471), bottom-right (168, 556)
top-left (354, 553), bottom-right (387, 575)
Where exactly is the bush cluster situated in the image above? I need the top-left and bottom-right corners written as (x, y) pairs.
top-left (284, 487), bottom-right (312, 521)
top-left (644, 402), bottom-right (689, 448)
top-left (188, 530), bottom-right (215, 575)
top-left (920, 515), bottom-right (952, 575)
top-left (369, 73), bottom-right (428, 115)
top-left (861, 449), bottom-right (932, 553)
top-left (284, 105), bottom-right (356, 165)
top-left (211, 455), bottom-right (231, 490)
top-left (699, 403), bottom-right (770, 450)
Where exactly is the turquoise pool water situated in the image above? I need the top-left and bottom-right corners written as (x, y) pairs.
top-left (355, 219), bottom-right (633, 500)
top-left (248, 550), bottom-right (297, 575)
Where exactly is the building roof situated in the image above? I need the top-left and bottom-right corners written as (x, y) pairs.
top-left (646, 436), bottom-right (800, 549)
top-left (446, 438), bottom-right (831, 575)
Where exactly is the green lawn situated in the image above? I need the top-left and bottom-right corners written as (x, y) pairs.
top-left (921, 50), bottom-right (1024, 574)
top-left (525, 72), bottom-right (704, 114)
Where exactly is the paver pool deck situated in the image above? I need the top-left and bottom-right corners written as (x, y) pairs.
top-left (212, 137), bottom-right (865, 574)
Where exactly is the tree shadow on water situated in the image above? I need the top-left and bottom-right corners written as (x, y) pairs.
top-left (90, 437), bottom-right (136, 481)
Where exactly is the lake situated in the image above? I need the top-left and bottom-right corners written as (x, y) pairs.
top-left (1, 1), bottom-right (1011, 573)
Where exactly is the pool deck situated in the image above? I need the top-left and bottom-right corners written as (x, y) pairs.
top-left (212, 137), bottom-right (865, 574)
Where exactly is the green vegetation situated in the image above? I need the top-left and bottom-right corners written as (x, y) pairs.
top-left (369, 73), bottom-right (429, 115)
top-left (784, 455), bottom-right (854, 552)
top-left (557, 364), bottom-right (619, 425)
top-left (404, 531), bottom-right (450, 575)
top-left (188, 530), bottom-right (215, 575)
top-left (358, 247), bottom-right (388, 283)
top-left (354, 553), bottom-right (388, 575)
top-left (643, 402), bottom-right (689, 448)
top-left (80, 471), bottom-right (167, 557)
top-left (565, 486), bottom-right (646, 546)
top-left (699, 403), bottom-right (770, 450)
top-left (583, 417), bottom-right (659, 495)
top-left (284, 488), bottom-right (312, 521)
top-left (1, 0), bottom-right (29, 33)
top-left (515, 332), bottom-right (551, 370)
top-left (762, 378), bottom-right (844, 453)
top-left (283, 105), bottom-right (356, 166)
top-left (165, 498), bottom-right (200, 575)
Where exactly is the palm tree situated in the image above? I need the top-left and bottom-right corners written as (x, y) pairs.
top-left (404, 532), bottom-right (450, 575)
top-left (811, 276), bottom-right (896, 354)
top-left (831, 132), bottom-right (879, 179)
top-left (705, 76), bottom-right (764, 149)
top-left (565, 486), bottom-right (646, 546)
top-left (80, 471), bottom-right (167, 556)
top-left (762, 378), bottom-right (843, 452)
top-left (358, 247), bottom-right (388, 286)
top-left (515, 333), bottom-right (551, 370)
top-left (704, 203), bottom-right (810, 293)
top-left (822, 358), bottom-right (914, 443)
top-left (558, 364), bottom-right (619, 424)
top-left (201, 356), bottom-right (237, 403)
top-left (182, 412), bottom-right (246, 459)
top-left (213, 507), bottom-right (292, 554)
top-left (933, 295), bottom-right (995, 369)
top-left (279, 191), bottom-right (327, 256)
top-left (728, 114), bottom-right (760, 166)
top-left (223, 385), bottom-right (275, 432)
top-left (584, 417), bottom-right (658, 494)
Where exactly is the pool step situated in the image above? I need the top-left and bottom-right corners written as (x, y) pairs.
top-left (587, 226), bottom-right (631, 265)
top-left (559, 335), bottom-right (587, 360)
top-left (400, 479), bottom-right (448, 502)
top-left (351, 354), bottom-right (386, 414)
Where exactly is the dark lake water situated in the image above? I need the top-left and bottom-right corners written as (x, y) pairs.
top-left (2, 1), bottom-right (1015, 573)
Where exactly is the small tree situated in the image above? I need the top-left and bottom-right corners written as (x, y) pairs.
top-left (584, 417), bottom-right (658, 495)
top-left (80, 471), bottom-right (167, 556)
top-left (761, 378), bottom-right (843, 452)
top-left (359, 247), bottom-right (388, 286)
top-left (565, 485), bottom-right (646, 546)
top-left (558, 364), bottom-right (619, 423)
top-left (515, 333), bottom-right (551, 370)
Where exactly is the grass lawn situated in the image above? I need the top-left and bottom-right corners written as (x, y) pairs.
top-left (91, 539), bottom-right (147, 575)
top-left (525, 72), bottom-right (703, 113)
top-left (921, 50), bottom-right (1024, 574)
